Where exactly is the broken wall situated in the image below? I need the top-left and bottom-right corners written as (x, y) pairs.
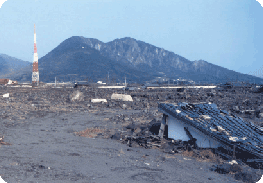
top-left (166, 115), bottom-right (221, 148)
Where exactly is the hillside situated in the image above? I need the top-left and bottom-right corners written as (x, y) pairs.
top-left (0, 54), bottom-right (31, 79)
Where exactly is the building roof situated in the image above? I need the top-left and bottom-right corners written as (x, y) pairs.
top-left (158, 102), bottom-right (263, 159)
top-left (144, 83), bottom-right (159, 87)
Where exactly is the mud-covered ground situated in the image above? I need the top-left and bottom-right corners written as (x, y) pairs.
top-left (0, 85), bottom-right (262, 182)
top-left (0, 109), bottom-right (247, 183)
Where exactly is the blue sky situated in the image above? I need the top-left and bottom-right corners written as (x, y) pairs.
top-left (0, 0), bottom-right (262, 77)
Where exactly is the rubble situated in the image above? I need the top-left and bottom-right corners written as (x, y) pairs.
top-left (255, 86), bottom-right (263, 93)
top-left (210, 163), bottom-right (242, 174)
top-left (111, 93), bottom-right (133, 101)
top-left (228, 160), bottom-right (238, 165)
top-left (2, 93), bottom-right (9, 98)
top-left (0, 84), bottom-right (262, 180)
top-left (210, 163), bottom-right (262, 182)
top-left (0, 136), bottom-right (11, 145)
top-left (0, 79), bottom-right (263, 183)
top-left (70, 90), bottom-right (84, 101)
top-left (91, 99), bottom-right (107, 103)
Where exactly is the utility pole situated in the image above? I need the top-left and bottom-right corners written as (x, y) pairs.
top-left (32, 24), bottom-right (39, 86)
top-left (124, 77), bottom-right (127, 94)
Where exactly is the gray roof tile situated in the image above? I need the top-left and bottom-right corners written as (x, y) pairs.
top-left (158, 102), bottom-right (263, 159)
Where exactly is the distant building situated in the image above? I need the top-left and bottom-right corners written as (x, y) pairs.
top-left (74, 81), bottom-right (89, 88)
top-left (149, 77), bottom-right (194, 85)
top-left (0, 79), bottom-right (17, 85)
top-left (176, 78), bottom-right (195, 85)
top-left (142, 83), bottom-right (159, 89)
top-left (97, 81), bottom-right (106, 85)
top-left (0, 79), bottom-right (9, 85)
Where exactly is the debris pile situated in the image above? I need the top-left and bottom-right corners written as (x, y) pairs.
top-left (2, 93), bottom-right (9, 98)
top-left (0, 84), bottom-right (261, 123)
top-left (70, 90), bottom-right (84, 101)
top-left (255, 86), bottom-right (263, 93)
top-left (210, 163), bottom-right (262, 182)
top-left (91, 99), bottom-right (107, 103)
top-left (111, 93), bottom-right (133, 101)
top-left (0, 136), bottom-right (11, 145)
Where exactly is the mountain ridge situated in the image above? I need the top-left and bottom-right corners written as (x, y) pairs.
top-left (1, 36), bottom-right (263, 84)
top-left (69, 36), bottom-right (263, 84)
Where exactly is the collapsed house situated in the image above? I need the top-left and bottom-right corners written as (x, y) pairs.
top-left (158, 102), bottom-right (263, 164)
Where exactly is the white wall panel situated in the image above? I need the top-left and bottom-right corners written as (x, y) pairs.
top-left (168, 116), bottom-right (221, 148)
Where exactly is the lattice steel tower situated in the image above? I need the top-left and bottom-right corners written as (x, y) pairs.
top-left (32, 24), bottom-right (39, 86)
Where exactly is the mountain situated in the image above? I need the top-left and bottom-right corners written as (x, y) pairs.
top-left (4, 36), bottom-right (263, 84)
top-left (38, 37), bottom-right (159, 83)
top-left (0, 54), bottom-right (31, 77)
top-left (81, 37), bottom-right (263, 84)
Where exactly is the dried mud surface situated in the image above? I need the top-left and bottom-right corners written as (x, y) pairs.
top-left (0, 85), bottom-right (262, 182)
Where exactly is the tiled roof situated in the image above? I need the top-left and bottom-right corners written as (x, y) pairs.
top-left (158, 102), bottom-right (263, 159)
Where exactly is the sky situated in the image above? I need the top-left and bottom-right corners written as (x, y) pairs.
top-left (0, 0), bottom-right (263, 77)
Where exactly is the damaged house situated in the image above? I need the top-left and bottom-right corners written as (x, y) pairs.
top-left (158, 102), bottom-right (263, 164)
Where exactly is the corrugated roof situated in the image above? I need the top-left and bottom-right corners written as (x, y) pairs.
top-left (158, 102), bottom-right (263, 159)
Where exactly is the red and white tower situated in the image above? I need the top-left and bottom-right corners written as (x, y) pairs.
top-left (32, 24), bottom-right (39, 86)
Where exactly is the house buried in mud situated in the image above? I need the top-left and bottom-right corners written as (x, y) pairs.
top-left (158, 102), bottom-right (263, 164)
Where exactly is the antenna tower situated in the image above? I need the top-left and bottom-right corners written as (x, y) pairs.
top-left (32, 24), bottom-right (39, 86)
